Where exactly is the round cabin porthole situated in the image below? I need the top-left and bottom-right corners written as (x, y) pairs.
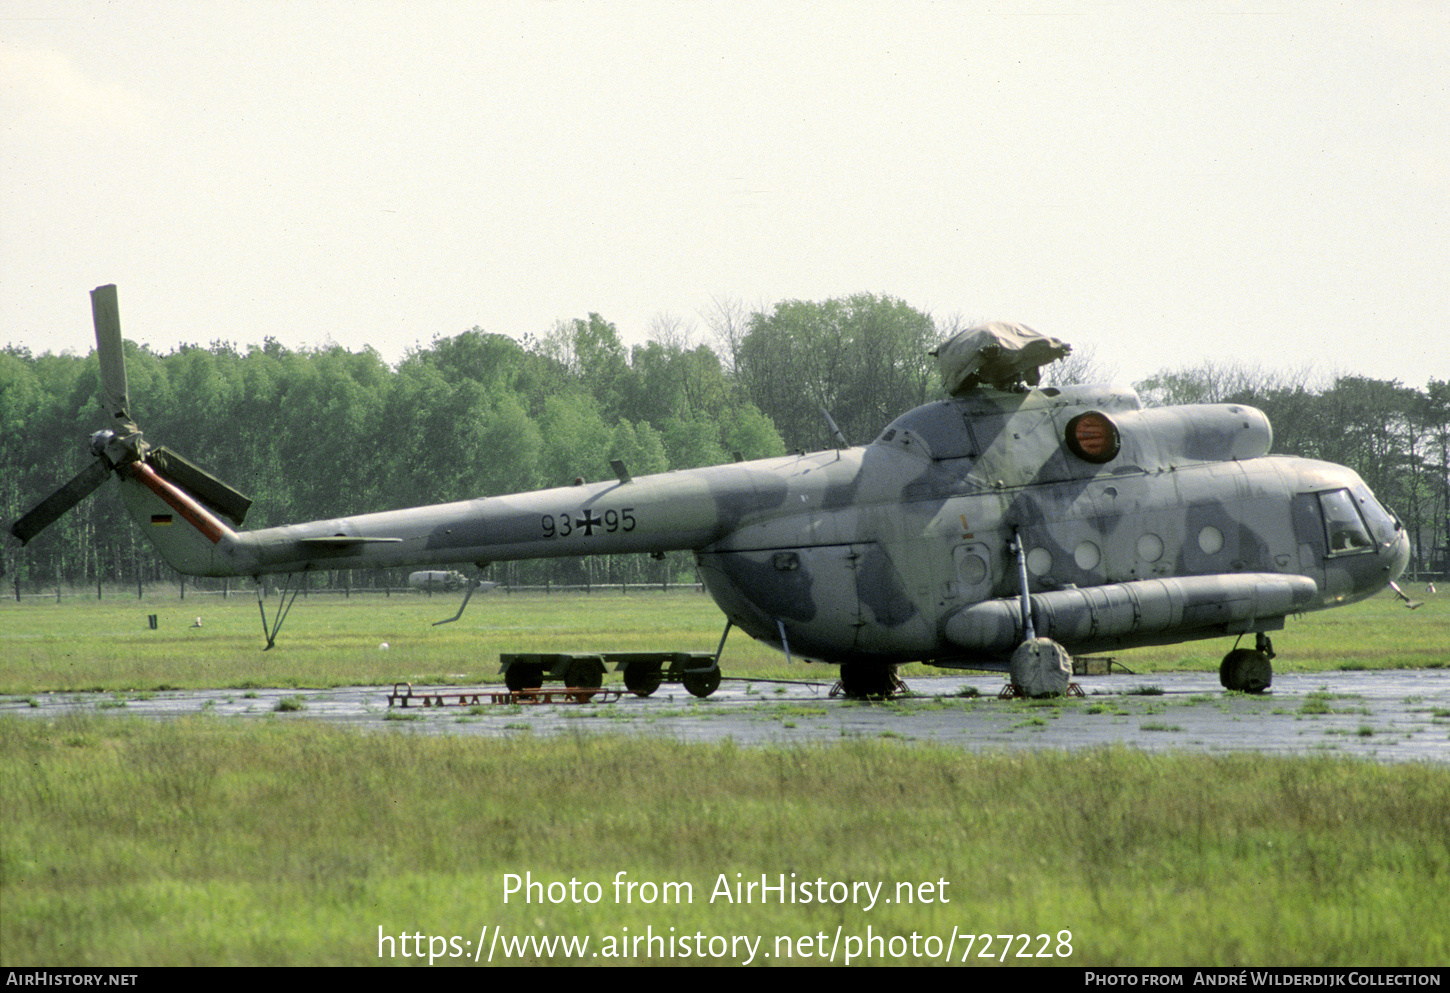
top-left (1065, 411), bottom-right (1121, 464)
top-left (1198, 526), bottom-right (1224, 555)
top-left (957, 552), bottom-right (988, 585)
top-left (1026, 547), bottom-right (1053, 576)
top-left (1137, 533), bottom-right (1164, 562)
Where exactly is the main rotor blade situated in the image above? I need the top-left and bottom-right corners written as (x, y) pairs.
top-left (9, 458), bottom-right (113, 545)
top-left (91, 284), bottom-right (134, 430)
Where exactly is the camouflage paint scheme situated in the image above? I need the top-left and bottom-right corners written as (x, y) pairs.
top-left (14, 288), bottom-right (1412, 691)
top-left (117, 379), bottom-right (1408, 671)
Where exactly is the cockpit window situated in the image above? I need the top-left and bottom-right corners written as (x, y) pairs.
top-left (1319, 489), bottom-right (1373, 555)
top-left (1352, 484), bottom-right (1401, 545)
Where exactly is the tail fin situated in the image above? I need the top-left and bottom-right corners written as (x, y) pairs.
top-left (116, 461), bottom-right (242, 577)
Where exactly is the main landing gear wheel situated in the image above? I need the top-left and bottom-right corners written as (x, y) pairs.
top-left (837, 662), bottom-right (898, 700)
top-left (681, 666), bottom-right (721, 698)
top-left (1220, 648), bottom-right (1273, 693)
top-left (1009, 637), bottom-right (1073, 698)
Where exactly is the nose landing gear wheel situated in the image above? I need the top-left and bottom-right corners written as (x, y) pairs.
top-left (1220, 648), bottom-right (1272, 693)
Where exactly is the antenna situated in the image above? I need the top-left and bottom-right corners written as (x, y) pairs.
top-left (821, 407), bottom-right (849, 451)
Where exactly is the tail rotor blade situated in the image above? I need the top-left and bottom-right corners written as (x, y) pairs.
top-left (91, 284), bottom-right (134, 430)
top-left (9, 459), bottom-right (114, 545)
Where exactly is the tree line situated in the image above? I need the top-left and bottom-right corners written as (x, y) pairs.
top-left (4, 294), bottom-right (1447, 593)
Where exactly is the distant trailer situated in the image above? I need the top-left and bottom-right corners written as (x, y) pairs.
top-left (408, 570), bottom-right (469, 592)
top-left (499, 651), bottom-right (721, 698)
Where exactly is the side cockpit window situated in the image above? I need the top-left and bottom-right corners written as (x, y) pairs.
top-left (1319, 489), bottom-right (1373, 555)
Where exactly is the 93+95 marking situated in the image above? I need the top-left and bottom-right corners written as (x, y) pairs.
top-left (542, 508), bottom-right (636, 539)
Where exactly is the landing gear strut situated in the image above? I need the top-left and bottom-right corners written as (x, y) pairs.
top-left (1220, 633), bottom-right (1274, 693)
top-left (837, 662), bottom-right (901, 700)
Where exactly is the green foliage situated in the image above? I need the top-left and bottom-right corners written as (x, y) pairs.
top-left (733, 293), bottom-right (938, 451)
top-left (538, 392), bottom-right (613, 485)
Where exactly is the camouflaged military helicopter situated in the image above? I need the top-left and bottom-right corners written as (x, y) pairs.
top-left (11, 286), bottom-right (1412, 698)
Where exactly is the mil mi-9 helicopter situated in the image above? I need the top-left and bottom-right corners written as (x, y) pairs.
top-left (10, 285), bottom-right (1412, 698)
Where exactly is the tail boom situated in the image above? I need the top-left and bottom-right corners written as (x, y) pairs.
top-left (118, 458), bottom-right (790, 580)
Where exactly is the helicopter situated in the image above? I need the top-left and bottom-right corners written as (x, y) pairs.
top-left (9, 285), bottom-right (1412, 698)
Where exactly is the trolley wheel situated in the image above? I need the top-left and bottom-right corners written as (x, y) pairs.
top-left (623, 662), bottom-right (663, 697)
top-left (561, 658), bottom-right (603, 689)
top-left (505, 662), bottom-right (544, 692)
top-left (682, 666), bottom-right (721, 698)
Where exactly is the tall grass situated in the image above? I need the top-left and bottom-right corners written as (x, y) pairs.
top-left (2, 715), bottom-right (1446, 966)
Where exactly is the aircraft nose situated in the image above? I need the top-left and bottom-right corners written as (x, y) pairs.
top-left (1385, 527), bottom-right (1411, 583)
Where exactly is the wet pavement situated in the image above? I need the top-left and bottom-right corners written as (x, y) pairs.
top-left (5, 668), bottom-right (1449, 764)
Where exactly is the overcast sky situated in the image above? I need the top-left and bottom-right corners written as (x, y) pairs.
top-left (4, 1), bottom-right (1447, 393)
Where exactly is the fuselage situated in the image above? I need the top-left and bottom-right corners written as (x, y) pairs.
top-left (697, 386), bottom-right (1408, 665)
top-left (116, 384), bottom-right (1410, 668)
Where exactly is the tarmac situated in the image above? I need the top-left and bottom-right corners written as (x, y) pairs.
top-left (4, 667), bottom-right (1449, 764)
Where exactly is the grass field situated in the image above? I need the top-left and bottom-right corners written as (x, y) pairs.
top-left (3, 717), bottom-right (1447, 967)
top-left (1, 585), bottom-right (1446, 694)
top-left (2, 587), bottom-right (1448, 967)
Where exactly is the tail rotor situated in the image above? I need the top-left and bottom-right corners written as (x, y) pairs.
top-left (8, 285), bottom-right (251, 547)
